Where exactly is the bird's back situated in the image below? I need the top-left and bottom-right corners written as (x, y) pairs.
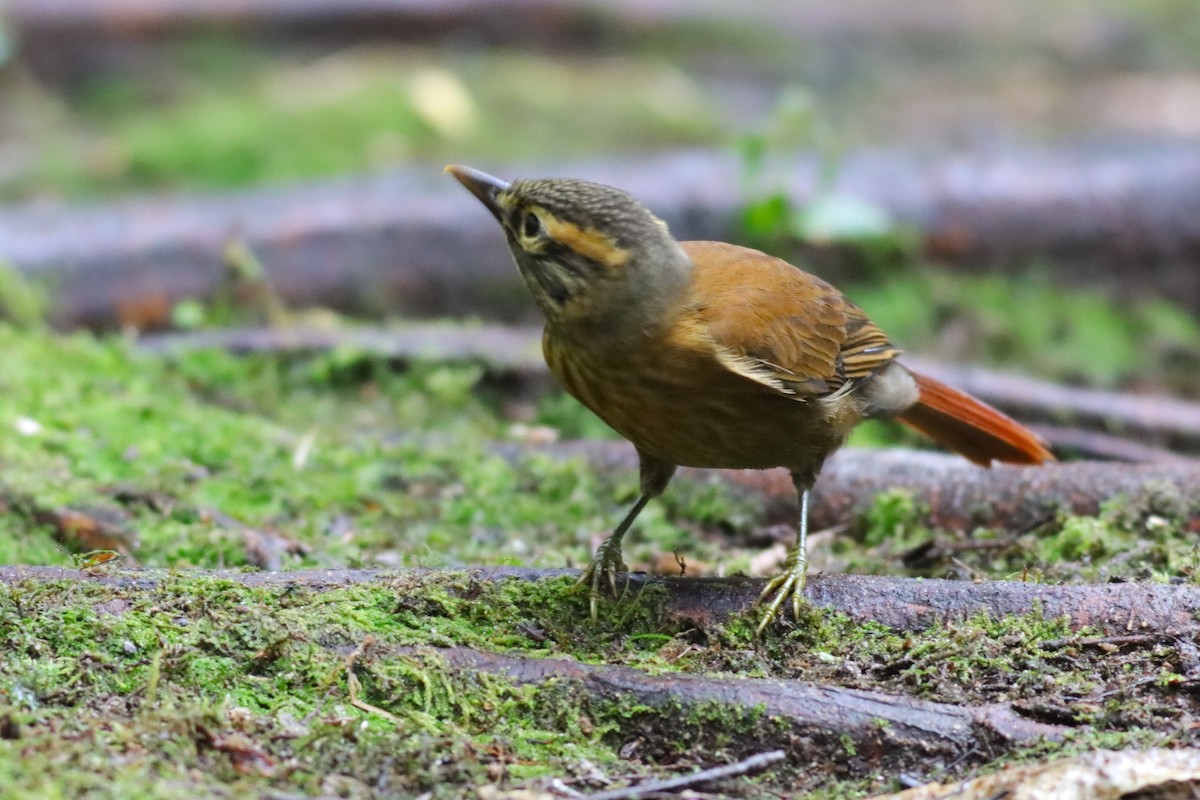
top-left (543, 241), bottom-right (903, 474)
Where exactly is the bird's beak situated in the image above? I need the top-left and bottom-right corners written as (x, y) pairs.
top-left (445, 164), bottom-right (509, 222)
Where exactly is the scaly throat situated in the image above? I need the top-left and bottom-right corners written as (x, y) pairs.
top-left (523, 262), bottom-right (572, 309)
top-left (546, 240), bottom-right (694, 347)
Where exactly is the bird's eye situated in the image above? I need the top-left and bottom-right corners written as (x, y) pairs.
top-left (522, 212), bottom-right (541, 238)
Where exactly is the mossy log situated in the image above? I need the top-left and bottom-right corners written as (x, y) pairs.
top-left (391, 646), bottom-right (1069, 769)
top-left (4, 566), bottom-right (1199, 637)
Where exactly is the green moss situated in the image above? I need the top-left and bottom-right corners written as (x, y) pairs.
top-left (860, 488), bottom-right (926, 548)
top-left (0, 561), bottom-right (1192, 797)
top-left (1039, 516), bottom-right (1111, 563)
top-left (0, 263), bottom-right (48, 329)
top-left (0, 571), bottom-right (772, 796)
top-left (0, 325), bottom-right (651, 573)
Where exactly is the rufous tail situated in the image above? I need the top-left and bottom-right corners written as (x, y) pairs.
top-left (897, 371), bottom-right (1054, 466)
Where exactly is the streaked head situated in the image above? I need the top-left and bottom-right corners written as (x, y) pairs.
top-left (446, 165), bottom-right (691, 333)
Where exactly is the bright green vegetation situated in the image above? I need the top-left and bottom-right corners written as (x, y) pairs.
top-left (0, 324), bottom-right (757, 577)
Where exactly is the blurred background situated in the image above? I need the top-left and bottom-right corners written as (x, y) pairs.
top-left (3, 1), bottom-right (1200, 196)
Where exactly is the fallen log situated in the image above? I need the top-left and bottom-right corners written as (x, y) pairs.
top-left (4, 566), bottom-right (1199, 637)
top-left (491, 441), bottom-right (1200, 533)
top-left (811, 449), bottom-right (1200, 532)
top-left (139, 324), bottom-right (547, 372)
top-left (1026, 425), bottom-right (1196, 466)
top-left (10, 0), bottom-right (588, 36)
top-left (139, 323), bottom-right (1200, 457)
top-left (387, 646), bottom-right (1068, 770)
top-left (5, 144), bottom-right (1200, 329)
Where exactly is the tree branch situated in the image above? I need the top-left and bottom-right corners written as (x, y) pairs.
top-left (581, 749), bottom-right (785, 800)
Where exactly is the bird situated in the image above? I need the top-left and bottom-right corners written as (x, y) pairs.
top-left (446, 164), bottom-right (1054, 633)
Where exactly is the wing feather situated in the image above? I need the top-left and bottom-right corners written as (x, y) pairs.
top-left (682, 241), bottom-right (901, 398)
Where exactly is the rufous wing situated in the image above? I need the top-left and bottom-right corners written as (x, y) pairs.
top-left (683, 241), bottom-right (901, 397)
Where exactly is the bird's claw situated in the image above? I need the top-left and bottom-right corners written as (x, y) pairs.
top-left (575, 536), bottom-right (628, 622)
top-left (755, 548), bottom-right (809, 635)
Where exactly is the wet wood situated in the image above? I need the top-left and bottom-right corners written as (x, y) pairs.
top-left (10, 0), bottom-right (608, 84)
top-left (5, 144), bottom-right (1200, 329)
top-left (8, 0), bottom-right (1115, 53)
top-left (4, 566), bottom-right (1199, 637)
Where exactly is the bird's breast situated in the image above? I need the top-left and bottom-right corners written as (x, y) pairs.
top-left (542, 322), bottom-right (855, 472)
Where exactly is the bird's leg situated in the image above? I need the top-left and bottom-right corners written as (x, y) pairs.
top-left (756, 476), bottom-right (812, 635)
top-left (577, 451), bottom-right (675, 622)
top-left (576, 493), bottom-right (650, 621)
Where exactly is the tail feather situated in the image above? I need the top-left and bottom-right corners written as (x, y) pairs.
top-left (898, 370), bottom-right (1054, 466)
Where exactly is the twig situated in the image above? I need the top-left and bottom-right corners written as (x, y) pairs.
top-left (1026, 424), bottom-right (1197, 465)
top-left (344, 634), bottom-right (400, 722)
top-left (1041, 633), bottom-right (1173, 652)
top-left (1094, 675), bottom-right (1161, 701)
top-left (1027, 424), bottom-right (1195, 462)
top-left (583, 750), bottom-right (785, 800)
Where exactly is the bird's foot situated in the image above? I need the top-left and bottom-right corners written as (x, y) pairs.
top-left (575, 536), bottom-right (629, 622)
top-left (755, 547), bottom-right (809, 635)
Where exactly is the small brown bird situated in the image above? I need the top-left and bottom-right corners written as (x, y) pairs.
top-left (447, 165), bottom-right (1053, 632)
